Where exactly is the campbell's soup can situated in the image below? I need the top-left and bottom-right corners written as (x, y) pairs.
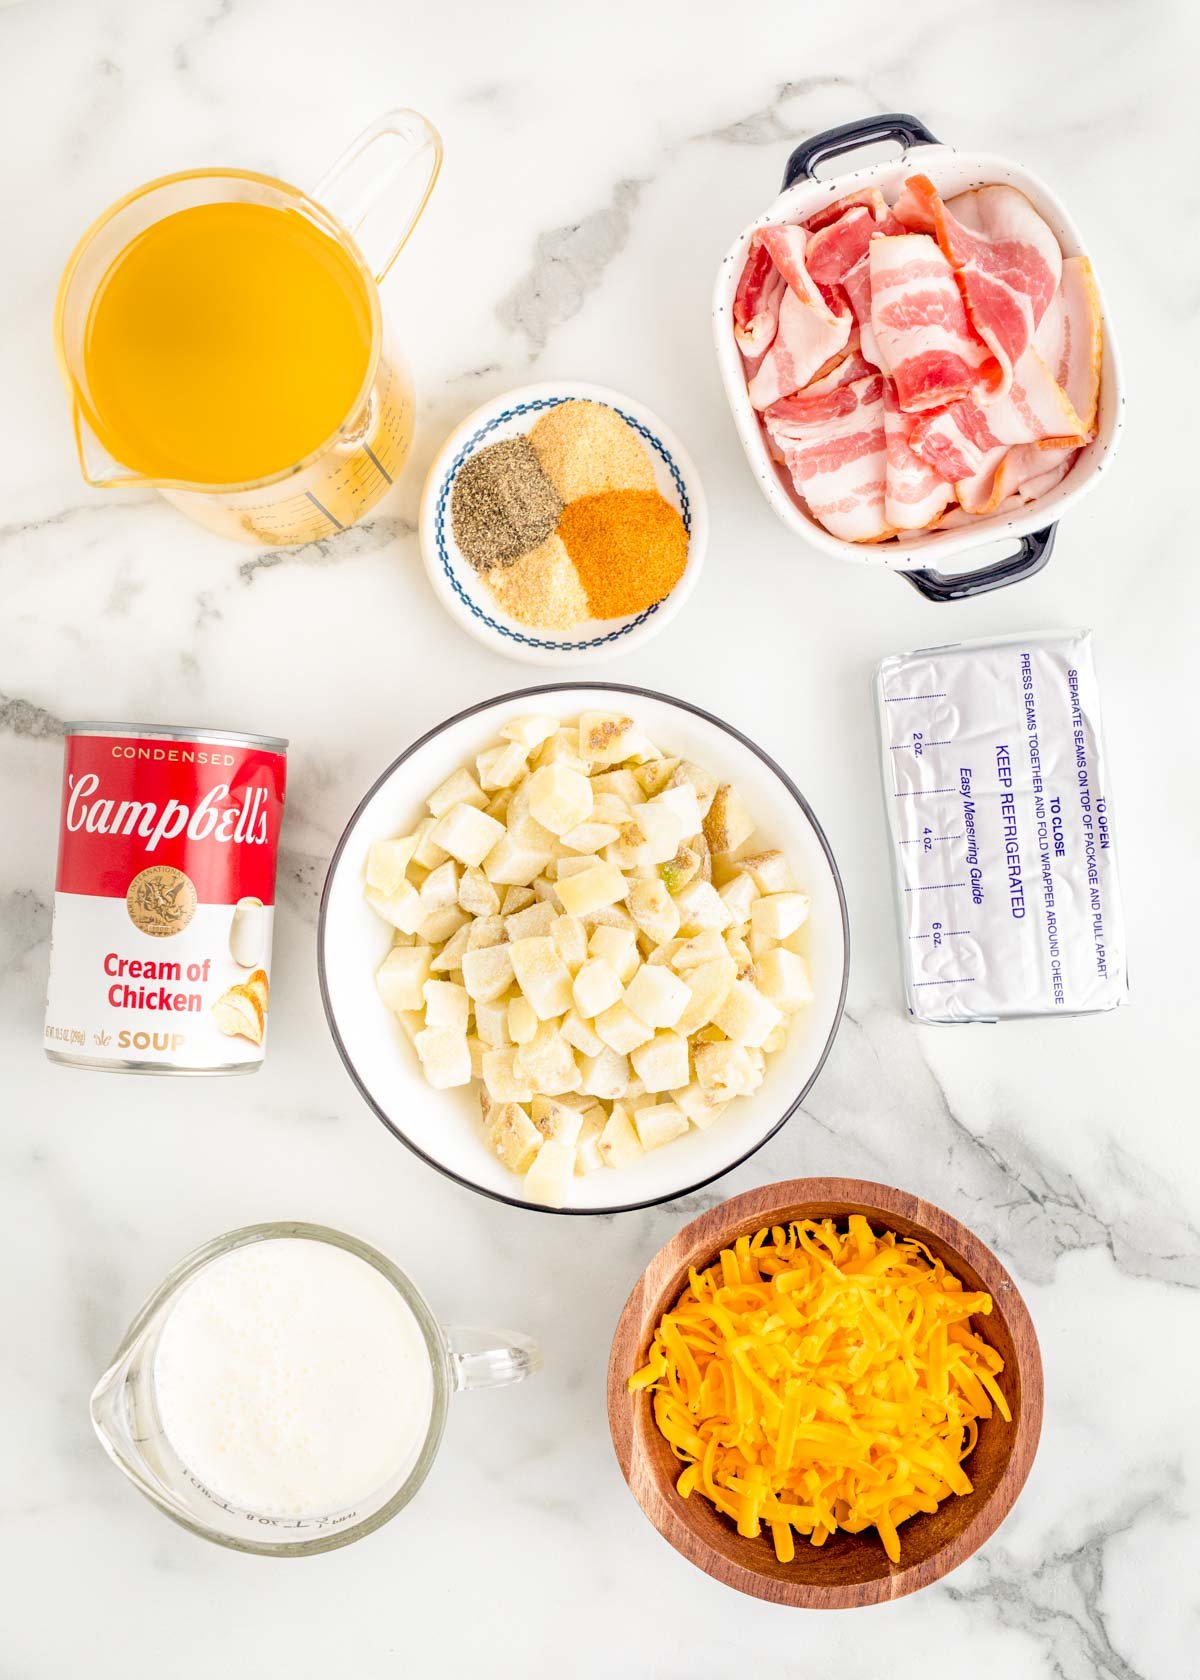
top-left (44, 723), bottom-right (287, 1075)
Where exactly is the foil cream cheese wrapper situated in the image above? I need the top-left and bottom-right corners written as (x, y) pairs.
top-left (876, 630), bottom-right (1128, 1023)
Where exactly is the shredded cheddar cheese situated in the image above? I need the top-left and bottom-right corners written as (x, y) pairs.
top-left (628, 1218), bottom-right (1011, 1563)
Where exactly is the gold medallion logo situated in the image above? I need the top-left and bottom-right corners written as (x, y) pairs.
top-left (126, 866), bottom-right (197, 937)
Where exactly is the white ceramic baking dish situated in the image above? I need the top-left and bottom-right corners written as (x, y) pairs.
top-left (712, 115), bottom-right (1125, 601)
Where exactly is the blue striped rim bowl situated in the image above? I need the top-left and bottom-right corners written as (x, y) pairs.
top-left (418, 382), bottom-right (708, 666)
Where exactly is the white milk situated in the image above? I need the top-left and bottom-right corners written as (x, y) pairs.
top-left (152, 1238), bottom-right (435, 1518)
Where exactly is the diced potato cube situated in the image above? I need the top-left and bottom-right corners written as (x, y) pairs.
top-left (580, 903), bottom-right (636, 936)
top-left (703, 783), bottom-right (755, 855)
top-left (673, 1081), bottom-right (729, 1131)
top-left (504, 899), bottom-right (558, 942)
top-left (427, 767), bottom-right (487, 818)
top-left (578, 1046), bottom-right (631, 1100)
top-left (589, 768), bottom-right (643, 806)
top-left (670, 928), bottom-right (728, 970)
top-left (668, 760), bottom-right (718, 818)
top-left (485, 786), bottom-right (517, 824)
top-left (560, 1009), bottom-right (604, 1058)
top-left (524, 1137), bottom-right (574, 1206)
top-left (461, 942), bottom-right (515, 1004)
top-left (514, 1021), bottom-right (580, 1096)
top-left (739, 850), bottom-right (796, 894)
top-left (507, 994), bottom-right (538, 1045)
top-left (473, 994), bottom-right (511, 1048)
top-left (595, 1000), bottom-right (654, 1055)
top-left (573, 957), bottom-right (624, 1019)
top-left (627, 877), bottom-right (681, 946)
top-left (763, 1025), bottom-right (788, 1054)
top-left (550, 914), bottom-right (588, 973)
top-left (588, 924), bottom-right (640, 983)
top-left (624, 965), bottom-right (690, 1030)
top-left (725, 929), bottom-right (754, 975)
top-left (500, 713), bottom-right (560, 751)
top-left (750, 892), bottom-right (812, 942)
top-left (458, 865), bottom-right (500, 917)
top-left (533, 728), bottom-right (589, 773)
top-left (393, 1008), bottom-right (424, 1043)
top-left (431, 923), bottom-right (472, 973)
top-left (422, 978), bottom-right (470, 1033)
top-left (634, 757), bottom-right (680, 796)
top-left (531, 1095), bottom-right (584, 1148)
top-left (597, 1104), bottom-right (644, 1168)
top-left (482, 1047), bottom-right (534, 1103)
top-left (693, 1039), bottom-right (761, 1100)
top-left (675, 957), bottom-right (738, 1037)
top-left (630, 1030), bottom-right (689, 1093)
top-left (366, 836), bottom-right (417, 896)
top-left (575, 1107), bottom-right (606, 1175)
top-left (420, 904), bottom-right (470, 945)
top-left (414, 1026), bottom-right (472, 1089)
top-left (528, 763), bottom-right (593, 836)
top-left (432, 803), bottom-right (506, 869)
top-left (365, 880), bottom-right (425, 935)
top-left (632, 1099), bottom-right (689, 1151)
top-left (419, 858), bottom-right (460, 912)
top-left (674, 880), bottom-right (735, 934)
top-left (718, 871), bottom-right (760, 923)
top-left (482, 829), bottom-right (555, 887)
top-left (467, 1035), bottom-right (486, 1079)
top-left (476, 739), bottom-right (529, 791)
top-left (466, 913), bottom-right (506, 949)
top-left (376, 945), bottom-right (434, 1014)
top-left (556, 862), bottom-right (627, 918)
top-left (755, 948), bottom-right (814, 1013)
top-left (591, 792), bottom-right (633, 826)
top-left (652, 783), bottom-right (703, 841)
top-left (411, 816), bottom-right (450, 870)
top-left (485, 1102), bottom-right (542, 1173)
top-left (578, 712), bottom-right (638, 767)
top-left (659, 845), bottom-right (701, 895)
top-left (713, 979), bottom-right (783, 1047)
top-left (555, 855), bottom-right (596, 881)
top-left (500, 885), bottom-right (536, 916)
top-left (559, 820), bottom-right (621, 855)
top-left (612, 804), bottom-right (682, 869)
top-left (509, 936), bottom-right (574, 1020)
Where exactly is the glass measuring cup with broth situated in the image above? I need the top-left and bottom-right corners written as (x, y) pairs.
top-left (54, 111), bottom-right (441, 545)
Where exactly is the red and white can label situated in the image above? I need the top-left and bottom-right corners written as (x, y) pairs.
top-left (44, 731), bottom-right (287, 1072)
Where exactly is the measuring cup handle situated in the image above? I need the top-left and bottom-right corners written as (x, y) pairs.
top-left (316, 109), bottom-right (443, 285)
top-left (445, 1325), bottom-right (542, 1393)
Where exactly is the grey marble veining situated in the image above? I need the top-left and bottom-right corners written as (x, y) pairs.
top-left (1, 0), bottom-right (1198, 1675)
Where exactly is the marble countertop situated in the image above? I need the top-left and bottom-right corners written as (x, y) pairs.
top-left (2, 0), bottom-right (1197, 1674)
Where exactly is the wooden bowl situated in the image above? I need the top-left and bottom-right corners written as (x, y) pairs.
top-left (607, 1178), bottom-right (1042, 1608)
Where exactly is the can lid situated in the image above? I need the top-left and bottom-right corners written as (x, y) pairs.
top-left (64, 721), bottom-right (288, 752)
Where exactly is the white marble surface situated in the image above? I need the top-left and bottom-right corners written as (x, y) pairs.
top-left (2, 0), bottom-right (1198, 1673)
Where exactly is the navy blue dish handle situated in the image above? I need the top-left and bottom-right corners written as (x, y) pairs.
top-left (780, 114), bottom-right (1058, 602)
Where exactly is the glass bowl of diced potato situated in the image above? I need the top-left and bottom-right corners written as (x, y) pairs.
top-left (318, 685), bottom-right (849, 1214)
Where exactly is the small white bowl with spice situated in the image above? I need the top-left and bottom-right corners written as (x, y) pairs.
top-left (418, 382), bottom-right (707, 666)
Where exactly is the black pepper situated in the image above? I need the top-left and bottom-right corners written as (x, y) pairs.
top-left (450, 437), bottom-right (563, 571)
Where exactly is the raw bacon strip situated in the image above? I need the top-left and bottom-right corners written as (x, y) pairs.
top-left (805, 206), bottom-right (875, 287)
top-left (733, 235), bottom-right (785, 357)
top-left (807, 188), bottom-right (903, 236)
top-left (766, 344), bottom-right (874, 411)
top-left (895, 175), bottom-right (1062, 399)
top-left (930, 351), bottom-right (1086, 512)
top-left (882, 382), bottom-right (953, 530)
top-left (869, 235), bottom-right (998, 411)
top-left (763, 372), bottom-right (889, 542)
top-left (1032, 255), bottom-right (1103, 442)
top-left (746, 227), bottom-right (851, 409)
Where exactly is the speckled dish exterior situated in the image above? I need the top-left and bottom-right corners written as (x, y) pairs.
top-left (712, 145), bottom-right (1124, 571)
top-left (418, 382), bottom-right (707, 666)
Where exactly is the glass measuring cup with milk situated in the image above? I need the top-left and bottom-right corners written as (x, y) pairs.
top-left (54, 111), bottom-right (441, 546)
top-left (90, 1224), bottom-right (539, 1555)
